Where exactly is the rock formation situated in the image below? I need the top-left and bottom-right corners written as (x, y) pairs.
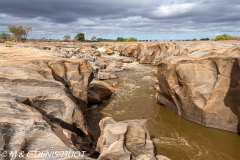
top-left (108, 41), bottom-right (233, 65)
top-left (88, 80), bottom-right (115, 104)
top-left (2, 40), bottom-right (239, 159)
top-left (154, 44), bottom-right (240, 133)
top-left (96, 117), bottom-right (170, 160)
top-left (0, 45), bottom-right (94, 159)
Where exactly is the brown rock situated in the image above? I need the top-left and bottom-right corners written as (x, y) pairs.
top-left (119, 44), bottom-right (139, 56)
top-left (87, 90), bottom-right (101, 104)
top-left (154, 45), bottom-right (240, 132)
top-left (137, 44), bottom-right (161, 64)
top-left (88, 80), bottom-right (115, 100)
top-left (96, 117), bottom-right (156, 160)
top-left (112, 81), bottom-right (120, 87)
top-left (97, 72), bottom-right (118, 80)
top-left (121, 58), bottom-right (133, 63)
top-left (105, 48), bottom-right (115, 55)
top-left (0, 45), bottom-right (94, 158)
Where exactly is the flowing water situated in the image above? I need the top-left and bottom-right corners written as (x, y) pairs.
top-left (86, 55), bottom-right (240, 160)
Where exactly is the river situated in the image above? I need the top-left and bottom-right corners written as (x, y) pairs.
top-left (85, 55), bottom-right (240, 160)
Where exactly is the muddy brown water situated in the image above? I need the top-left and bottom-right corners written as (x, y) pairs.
top-left (86, 56), bottom-right (240, 160)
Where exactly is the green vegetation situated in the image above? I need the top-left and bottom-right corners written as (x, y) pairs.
top-left (4, 41), bottom-right (14, 45)
top-left (127, 37), bottom-right (137, 42)
top-left (116, 37), bottom-right (126, 42)
top-left (63, 35), bottom-right (71, 41)
top-left (200, 38), bottom-right (210, 41)
top-left (97, 38), bottom-right (115, 42)
top-left (215, 34), bottom-right (230, 41)
top-left (75, 32), bottom-right (85, 41)
top-left (8, 25), bottom-right (32, 42)
top-left (0, 33), bottom-right (11, 41)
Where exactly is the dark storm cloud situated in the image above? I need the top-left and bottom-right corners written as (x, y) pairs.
top-left (0, 0), bottom-right (137, 22)
top-left (0, 0), bottom-right (239, 39)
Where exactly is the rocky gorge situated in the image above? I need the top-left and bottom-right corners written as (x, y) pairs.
top-left (0, 40), bottom-right (240, 159)
top-left (105, 41), bottom-right (240, 133)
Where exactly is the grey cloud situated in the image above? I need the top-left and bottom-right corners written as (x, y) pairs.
top-left (0, 0), bottom-right (239, 39)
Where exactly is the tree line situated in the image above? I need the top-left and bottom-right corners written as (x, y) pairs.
top-left (63, 32), bottom-right (138, 42)
top-left (0, 25), bottom-right (235, 43)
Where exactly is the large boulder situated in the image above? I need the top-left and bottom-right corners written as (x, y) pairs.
top-left (135, 44), bottom-right (161, 64)
top-left (105, 48), bottom-right (115, 55)
top-left (96, 117), bottom-right (157, 160)
top-left (88, 81), bottom-right (115, 103)
top-left (155, 45), bottom-right (240, 132)
top-left (119, 44), bottom-right (139, 57)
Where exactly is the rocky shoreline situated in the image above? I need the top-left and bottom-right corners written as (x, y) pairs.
top-left (0, 40), bottom-right (239, 159)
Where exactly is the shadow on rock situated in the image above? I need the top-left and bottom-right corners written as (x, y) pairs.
top-left (224, 59), bottom-right (240, 134)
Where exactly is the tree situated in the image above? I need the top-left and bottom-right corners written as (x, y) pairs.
top-left (91, 36), bottom-right (97, 41)
top-left (63, 35), bottom-right (71, 41)
top-left (8, 26), bottom-right (32, 42)
top-left (0, 33), bottom-right (11, 40)
top-left (215, 34), bottom-right (230, 41)
top-left (127, 37), bottom-right (137, 42)
top-left (200, 38), bottom-right (210, 41)
top-left (116, 37), bottom-right (125, 42)
top-left (75, 33), bottom-right (85, 41)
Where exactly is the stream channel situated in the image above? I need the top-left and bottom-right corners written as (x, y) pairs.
top-left (86, 54), bottom-right (240, 160)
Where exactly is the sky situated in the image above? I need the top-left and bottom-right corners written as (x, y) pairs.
top-left (0, 0), bottom-right (240, 40)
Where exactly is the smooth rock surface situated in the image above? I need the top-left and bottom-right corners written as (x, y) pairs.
top-left (155, 44), bottom-right (240, 132)
top-left (88, 80), bottom-right (115, 100)
top-left (96, 117), bottom-right (158, 160)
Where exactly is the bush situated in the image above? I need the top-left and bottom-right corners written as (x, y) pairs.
top-left (127, 37), bottom-right (137, 42)
top-left (215, 34), bottom-right (230, 41)
top-left (0, 33), bottom-right (11, 40)
top-left (4, 41), bottom-right (14, 45)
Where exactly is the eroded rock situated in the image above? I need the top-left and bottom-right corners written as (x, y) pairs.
top-left (88, 81), bottom-right (115, 100)
top-left (96, 117), bottom-right (157, 160)
top-left (97, 72), bottom-right (118, 80)
top-left (0, 46), bottom-right (95, 159)
top-left (155, 45), bottom-right (240, 132)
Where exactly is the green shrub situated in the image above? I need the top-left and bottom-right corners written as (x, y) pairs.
top-left (215, 34), bottom-right (230, 41)
top-left (127, 37), bottom-right (137, 42)
top-left (116, 37), bottom-right (126, 42)
top-left (4, 41), bottom-right (14, 45)
top-left (0, 33), bottom-right (11, 40)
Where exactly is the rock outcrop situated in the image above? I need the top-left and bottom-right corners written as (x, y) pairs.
top-left (0, 45), bottom-right (94, 159)
top-left (155, 44), bottom-right (240, 133)
top-left (96, 117), bottom-right (169, 160)
top-left (88, 81), bottom-right (115, 104)
top-left (109, 42), bottom-right (234, 65)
